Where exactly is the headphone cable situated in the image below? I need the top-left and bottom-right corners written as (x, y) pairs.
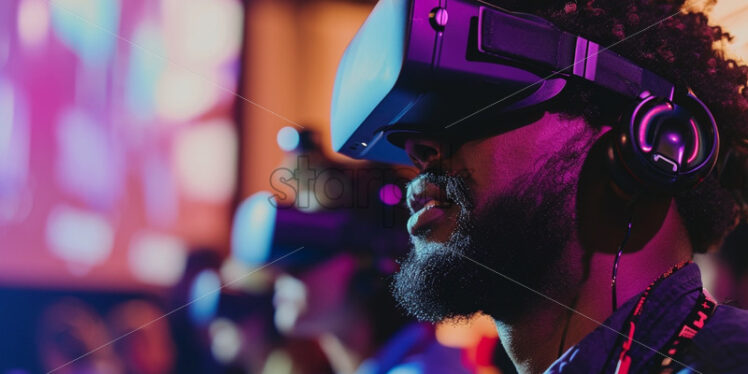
top-left (611, 207), bottom-right (635, 312)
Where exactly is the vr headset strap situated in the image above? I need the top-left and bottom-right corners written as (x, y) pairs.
top-left (477, 6), bottom-right (674, 100)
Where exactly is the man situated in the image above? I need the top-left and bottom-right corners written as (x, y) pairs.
top-left (333, 0), bottom-right (748, 373)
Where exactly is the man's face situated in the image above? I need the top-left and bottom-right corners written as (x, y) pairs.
top-left (392, 112), bottom-right (595, 323)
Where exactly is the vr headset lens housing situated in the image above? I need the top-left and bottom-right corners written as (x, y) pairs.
top-left (331, 0), bottom-right (409, 163)
top-left (331, 0), bottom-right (577, 165)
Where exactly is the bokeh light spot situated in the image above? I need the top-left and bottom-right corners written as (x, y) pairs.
top-left (273, 274), bottom-right (307, 334)
top-left (0, 78), bottom-right (32, 225)
top-left (209, 318), bottom-right (242, 364)
top-left (161, 0), bottom-right (243, 68)
top-left (18, 0), bottom-right (50, 49)
top-left (173, 120), bottom-right (237, 202)
top-left (50, 0), bottom-right (120, 66)
top-left (231, 192), bottom-right (277, 266)
top-left (0, 79), bottom-right (30, 199)
top-left (45, 204), bottom-right (114, 273)
top-left (155, 67), bottom-right (219, 122)
top-left (189, 269), bottom-right (221, 325)
top-left (276, 126), bottom-right (300, 152)
top-left (379, 183), bottom-right (402, 206)
top-left (128, 231), bottom-right (187, 286)
top-left (126, 22), bottom-right (165, 122)
top-left (55, 108), bottom-right (122, 208)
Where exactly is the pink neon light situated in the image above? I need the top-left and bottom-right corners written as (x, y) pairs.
top-left (379, 184), bottom-right (402, 206)
top-left (638, 104), bottom-right (672, 152)
top-left (688, 119), bottom-right (700, 164)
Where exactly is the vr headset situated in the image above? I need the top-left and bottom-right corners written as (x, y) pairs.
top-left (331, 0), bottom-right (720, 192)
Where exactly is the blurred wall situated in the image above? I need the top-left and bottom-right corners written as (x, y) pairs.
top-left (240, 0), bottom-right (374, 198)
top-left (710, 0), bottom-right (748, 59)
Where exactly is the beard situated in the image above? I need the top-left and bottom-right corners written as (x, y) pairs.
top-left (392, 136), bottom-right (590, 323)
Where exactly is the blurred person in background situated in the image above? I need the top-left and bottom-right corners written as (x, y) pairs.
top-left (107, 300), bottom-right (176, 374)
top-left (38, 299), bottom-right (124, 374)
top-left (170, 248), bottom-right (297, 374)
top-left (169, 248), bottom-right (227, 373)
top-left (273, 251), bottom-right (405, 374)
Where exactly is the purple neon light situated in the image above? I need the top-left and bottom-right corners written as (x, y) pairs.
top-left (676, 142), bottom-right (685, 167)
top-left (379, 184), bottom-right (402, 206)
top-left (638, 103), bottom-right (672, 153)
top-left (688, 119), bottom-right (700, 164)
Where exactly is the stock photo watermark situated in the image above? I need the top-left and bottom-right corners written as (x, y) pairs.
top-left (267, 155), bottom-right (419, 226)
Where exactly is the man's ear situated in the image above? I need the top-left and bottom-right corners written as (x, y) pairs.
top-left (576, 128), bottom-right (671, 256)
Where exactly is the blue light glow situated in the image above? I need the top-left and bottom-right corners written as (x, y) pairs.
top-left (276, 126), bottom-right (300, 152)
top-left (231, 192), bottom-right (277, 266)
top-left (50, 0), bottom-right (121, 66)
top-left (330, 0), bottom-right (408, 152)
top-left (126, 23), bottom-right (165, 121)
top-left (189, 269), bottom-right (221, 325)
top-left (388, 362), bottom-right (423, 374)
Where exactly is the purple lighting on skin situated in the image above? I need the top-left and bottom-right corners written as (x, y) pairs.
top-left (379, 184), bottom-right (402, 206)
top-left (639, 103), bottom-right (672, 153)
top-left (688, 119), bottom-right (700, 164)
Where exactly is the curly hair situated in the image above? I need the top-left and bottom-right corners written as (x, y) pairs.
top-left (489, 0), bottom-right (748, 252)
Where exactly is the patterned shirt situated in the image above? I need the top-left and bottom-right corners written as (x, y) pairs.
top-left (546, 263), bottom-right (748, 374)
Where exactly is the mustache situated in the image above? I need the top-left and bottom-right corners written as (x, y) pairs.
top-left (406, 171), bottom-right (475, 211)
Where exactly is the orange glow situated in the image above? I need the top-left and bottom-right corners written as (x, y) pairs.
top-left (435, 313), bottom-right (499, 348)
top-left (436, 314), bottom-right (500, 373)
top-left (240, 1), bottom-right (372, 198)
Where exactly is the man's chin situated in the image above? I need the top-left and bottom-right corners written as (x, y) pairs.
top-left (393, 193), bottom-right (574, 324)
top-left (392, 234), bottom-right (484, 323)
top-left (409, 233), bottom-right (454, 257)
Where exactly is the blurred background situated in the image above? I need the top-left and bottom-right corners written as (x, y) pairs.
top-left (0, 0), bottom-right (746, 373)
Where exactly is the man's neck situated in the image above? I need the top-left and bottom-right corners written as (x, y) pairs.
top-left (494, 304), bottom-right (570, 374)
top-left (494, 203), bottom-right (693, 374)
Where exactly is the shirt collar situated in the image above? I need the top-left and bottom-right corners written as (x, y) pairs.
top-left (545, 263), bottom-right (703, 373)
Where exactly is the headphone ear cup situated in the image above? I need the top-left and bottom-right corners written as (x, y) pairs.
top-left (607, 92), bottom-right (719, 194)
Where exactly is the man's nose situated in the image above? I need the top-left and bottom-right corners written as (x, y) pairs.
top-left (404, 137), bottom-right (447, 171)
